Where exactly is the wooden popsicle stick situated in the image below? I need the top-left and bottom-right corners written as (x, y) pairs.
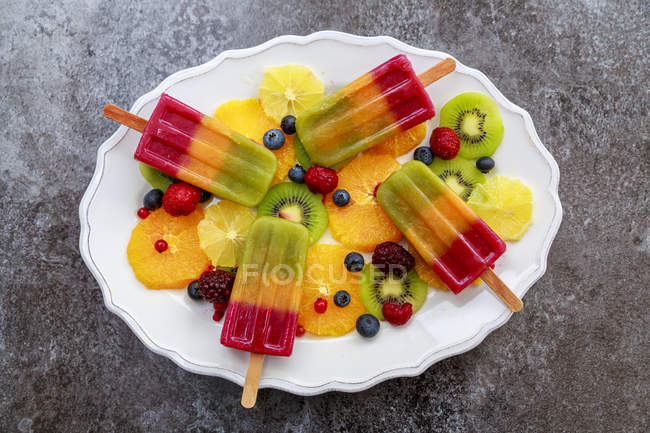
top-left (417, 58), bottom-right (456, 87)
top-left (103, 104), bottom-right (147, 133)
top-left (480, 268), bottom-right (523, 312)
top-left (241, 353), bottom-right (265, 408)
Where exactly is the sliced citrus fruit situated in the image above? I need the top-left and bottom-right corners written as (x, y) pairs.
top-left (213, 98), bottom-right (294, 185)
top-left (127, 209), bottom-right (209, 289)
top-left (467, 175), bottom-right (533, 241)
top-left (298, 244), bottom-right (366, 336)
top-left (325, 154), bottom-right (402, 252)
top-left (259, 65), bottom-right (324, 122)
top-left (197, 200), bottom-right (256, 267)
top-left (407, 243), bottom-right (448, 290)
top-left (213, 98), bottom-right (275, 142)
top-left (366, 122), bottom-right (427, 158)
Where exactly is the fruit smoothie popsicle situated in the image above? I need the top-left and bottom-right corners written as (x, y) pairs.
top-left (221, 216), bottom-right (309, 356)
top-left (295, 55), bottom-right (452, 168)
top-left (132, 93), bottom-right (277, 207)
top-left (377, 161), bottom-right (522, 311)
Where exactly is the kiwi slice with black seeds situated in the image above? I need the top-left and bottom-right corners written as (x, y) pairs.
top-left (359, 265), bottom-right (427, 320)
top-left (257, 182), bottom-right (328, 244)
top-left (439, 92), bottom-right (504, 159)
top-left (431, 157), bottom-right (486, 201)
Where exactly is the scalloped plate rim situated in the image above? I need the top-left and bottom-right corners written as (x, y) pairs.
top-left (79, 30), bottom-right (562, 396)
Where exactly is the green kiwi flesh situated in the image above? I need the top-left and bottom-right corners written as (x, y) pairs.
top-left (439, 92), bottom-right (504, 159)
top-left (359, 265), bottom-right (428, 320)
top-left (256, 182), bottom-right (328, 244)
top-left (431, 157), bottom-right (485, 201)
top-left (139, 163), bottom-right (174, 191)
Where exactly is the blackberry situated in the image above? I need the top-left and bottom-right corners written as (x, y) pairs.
top-left (371, 241), bottom-right (414, 277)
top-left (198, 270), bottom-right (235, 303)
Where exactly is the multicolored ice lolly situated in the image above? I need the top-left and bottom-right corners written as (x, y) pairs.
top-left (377, 161), bottom-right (506, 293)
top-left (135, 93), bottom-right (277, 207)
top-left (295, 55), bottom-right (435, 168)
top-left (221, 217), bottom-right (309, 357)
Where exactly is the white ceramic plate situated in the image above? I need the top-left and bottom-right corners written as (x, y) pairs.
top-left (79, 31), bottom-right (562, 395)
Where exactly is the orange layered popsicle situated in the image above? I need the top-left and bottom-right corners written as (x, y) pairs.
top-left (135, 93), bottom-right (277, 207)
top-left (220, 217), bottom-right (309, 356)
top-left (295, 55), bottom-right (436, 168)
top-left (377, 161), bottom-right (506, 293)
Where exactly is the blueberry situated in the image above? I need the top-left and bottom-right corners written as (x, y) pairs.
top-left (413, 147), bottom-right (434, 165)
top-left (280, 115), bottom-right (297, 135)
top-left (332, 189), bottom-right (350, 207)
top-left (199, 189), bottom-right (212, 203)
top-left (334, 290), bottom-right (351, 307)
top-left (344, 252), bottom-right (365, 272)
top-left (143, 189), bottom-right (164, 210)
top-left (187, 280), bottom-right (202, 300)
top-left (476, 156), bottom-right (495, 173)
top-left (263, 129), bottom-right (285, 150)
top-left (288, 164), bottom-right (306, 183)
top-left (356, 314), bottom-right (380, 338)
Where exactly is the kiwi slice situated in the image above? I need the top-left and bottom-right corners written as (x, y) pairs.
top-left (439, 92), bottom-right (504, 159)
top-left (257, 182), bottom-right (328, 244)
top-left (359, 265), bottom-right (427, 320)
top-left (431, 157), bottom-right (485, 201)
top-left (139, 163), bottom-right (174, 191)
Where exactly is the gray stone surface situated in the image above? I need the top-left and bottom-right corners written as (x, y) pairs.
top-left (1, 0), bottom-right (648, 431)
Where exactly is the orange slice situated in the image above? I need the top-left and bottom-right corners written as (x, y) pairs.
top-left (127, 209), bottom-right (209, 289)
top-left (408, 243), bottom-right (448, 290)
top-left (325, 154), bottom-right (402, 252)
top-left (298, 244), bottom-right (366, 336)
top-left (366, 122), bottom-right (427, 158)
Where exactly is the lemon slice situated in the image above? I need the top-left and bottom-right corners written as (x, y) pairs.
top-left (197, 200), bottom-right (255, 267)
top-left (467, 175), bottom-right (533, 241)
top-left (259, 65), bottom-right (324, 122)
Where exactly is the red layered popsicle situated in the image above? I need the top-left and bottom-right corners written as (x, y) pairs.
top-left (134, 94), bottom-right (277, 207)
top-left (296, 55), bottom-right (454, 168)
top-left (220, 217), bottom-right (309, 356)
top-left (377, 161), bottom-right (521, 311)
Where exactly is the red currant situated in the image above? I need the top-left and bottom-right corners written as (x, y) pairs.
top-left (296, 324), bottom-right (306, 337)
top-left (154, 239), bottom-right (168, 253)
top-left (314, 298), bottom-right (327, 314)
top-left (137, 207), bottom-right (150, 219)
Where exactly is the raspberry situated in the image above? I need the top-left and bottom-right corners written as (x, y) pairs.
top-left (372, 241), bottom-right (415, 277)
top-left (382, 302), bottom-right (413, 326)
top-left (304, 166), bottom-right (338, 195)
top-left (162, 182), bottom-right (202, 216)
top-left (198, 270), bottom-right (235, 303)
top-left (429, 127), bottom-right (460, 160)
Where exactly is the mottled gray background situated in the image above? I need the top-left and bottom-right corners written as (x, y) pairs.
top-left (1, 0), bottom-right (648, 432)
